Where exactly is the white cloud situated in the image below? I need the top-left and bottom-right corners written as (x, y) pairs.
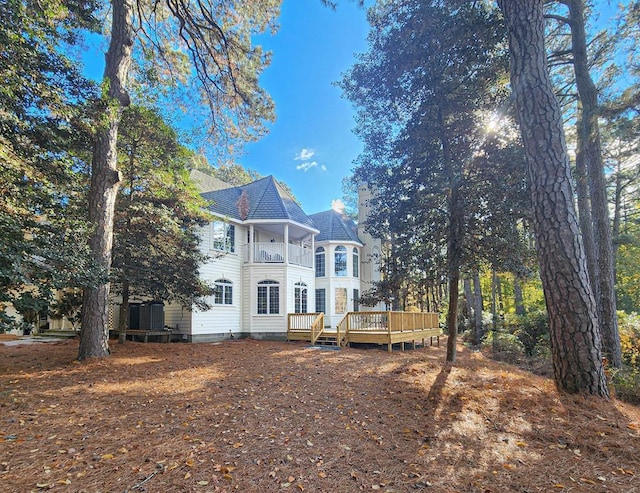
top-left (331, 199), bottom-right (346, 213)
top-left (321, 164), bottom-right (328, 172)
top-left (294, 148), bottom-right (315, 161)
top-left (296, 161), bottom-right (318, 172)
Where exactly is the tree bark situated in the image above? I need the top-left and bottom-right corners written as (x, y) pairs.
top-left (497, 0), bottom-right (608, 396)
top-left (566, 0), bottom-right (621, 368)
top-left (78, 0), bottom-right (134, 360)
top-left (574, 108), bottom-right (599, 296)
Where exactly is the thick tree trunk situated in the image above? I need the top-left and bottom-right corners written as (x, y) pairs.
top-left (567, 0), bottom-right (621, 368)
top-left (78, 0), bottom-right (134, 360)
top-left (497, 0), bottom-right (608, 396)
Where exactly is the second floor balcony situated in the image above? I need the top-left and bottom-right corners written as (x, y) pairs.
top-left (244, 242), bottom-right (313, 268)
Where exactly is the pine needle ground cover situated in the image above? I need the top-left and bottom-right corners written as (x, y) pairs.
top-left (1, 338), bottom-right (638, 492)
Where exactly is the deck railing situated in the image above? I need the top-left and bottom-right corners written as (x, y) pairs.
top-left (287, 311), bottom-right (441, 350)
top-left (287, 312), bottom-right (324, 343)
top-left (244, 242), bottom-right (313, 268)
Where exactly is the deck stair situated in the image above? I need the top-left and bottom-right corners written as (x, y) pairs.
top-left (313, 333), bottom-right (339, 347)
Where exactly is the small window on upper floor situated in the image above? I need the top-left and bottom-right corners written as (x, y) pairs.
top-left (335, 245), bottom-right (347, 277)
top-left (211, 221), bottom-right (235, 253)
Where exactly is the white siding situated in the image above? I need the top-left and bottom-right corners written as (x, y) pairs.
top-left (242, 264), bottom-right (287, 337)
top-left (189, 222), bottom-right (245, 340)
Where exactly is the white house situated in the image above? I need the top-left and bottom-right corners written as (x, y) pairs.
top-left (127, 170), bottom-right (384, 342)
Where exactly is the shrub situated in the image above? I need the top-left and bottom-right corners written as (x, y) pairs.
top-left (481, 330), bottom-right (526, 362)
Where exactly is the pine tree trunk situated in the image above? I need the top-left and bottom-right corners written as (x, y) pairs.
top-left (575, 108), bottom-right (599, 296)
top-left (567, 0), bottom-right (621, 368)
top-left (498, 0), bottom-right (609, 396)
top-left (611, 160), bottom-right (624, 279)
top-left (78, 0), bottom-right (134, 360)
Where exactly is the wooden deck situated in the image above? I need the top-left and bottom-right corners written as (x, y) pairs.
top-left (288, 311), bottom-right (441, 352)
top-left (118, 329), bottom-right (173, 343)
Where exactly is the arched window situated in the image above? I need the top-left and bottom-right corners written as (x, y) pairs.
top-left (335, 246), bottom-right (347, 277)
top-left (214, 279), bottom-right (233, 305)
top-left (294, 282), bottom-right (308, 313)
top-left (257, 280), bottom-right (279, 314)
top-left (352, 247), bottom-right (359, 278)
top-left (315, 247), bottom-right (325, 277)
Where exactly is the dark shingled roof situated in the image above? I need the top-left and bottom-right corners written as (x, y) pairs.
top-left (308, 209), bottom-right (362, 244)
top-left (201, 176), bottom-right (317, 229)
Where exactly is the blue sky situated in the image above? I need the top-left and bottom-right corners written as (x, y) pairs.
top-left (242, 1), bottom-right (371, 214)
top-left (81, 2), bottom-right (371, 215)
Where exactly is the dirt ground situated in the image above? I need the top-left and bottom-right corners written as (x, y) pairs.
top-left (0, 336), bottom-right (639, 493)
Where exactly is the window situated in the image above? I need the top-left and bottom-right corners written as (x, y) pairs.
top-left (334, 246), bottom-right (347, 277)
top-left (212, 221), bottom-right (235, 253)
top-left (294, 282), bottom-right (308, 313)
top-left (214, 279), bottom-right (233, 305)
top-left (315, 247), bottom-right (325, 277)
top-left (353, 288), bottom-right (360, 312)
top-left (335, 288), bottom-right (347, 314)
top-left (257, 280), bottom-right (279, 314)
top-left (315, 289), bottom-right (326, 314)
top-left (352, 248), bottom-right (359, 278)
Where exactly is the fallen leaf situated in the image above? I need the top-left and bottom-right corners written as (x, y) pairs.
top-left (627, 422), bottom-right (640, 430)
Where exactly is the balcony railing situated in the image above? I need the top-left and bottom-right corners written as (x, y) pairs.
top-left (244, 242), bottom-right (313, 268)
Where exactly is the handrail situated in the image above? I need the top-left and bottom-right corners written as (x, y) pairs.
top-left (336, 313), bottom-right (349, 347)
top-left (310, 313), bottom-right (324, 344)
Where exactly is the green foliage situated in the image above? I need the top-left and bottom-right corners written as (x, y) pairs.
top-left (481, 330), bottom-right (526, 359)
top-left (338, 0), bottom-right (534, 317)
top-left (616, 241), bottom-right (640, 312)
top-left (112, 106), bottom-right (215, 310)
top-left (129, 0), bottom-right (281, 159)
top-left (0, 0), bottom-right (102, 329)
top-left (503, 310), bottom-right (549, 356)
top-left (610, 312), bottom-right (640, 404)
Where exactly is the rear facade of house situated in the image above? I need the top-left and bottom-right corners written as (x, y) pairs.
top-left (113, 171), bottom-right (384, 342)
